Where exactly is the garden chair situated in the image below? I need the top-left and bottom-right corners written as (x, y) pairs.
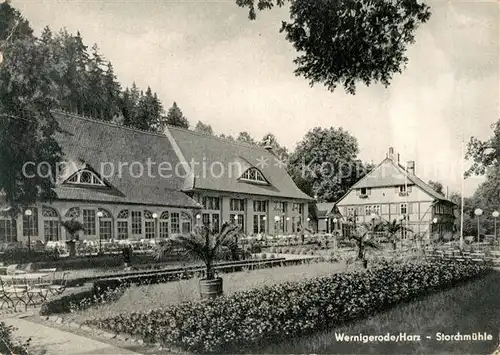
top-left (48, 271), bottom-right (69, 296)
top-left (34, 268), bottom-right (57, 288)
top-left (0, 278), bottom-right (14, 309)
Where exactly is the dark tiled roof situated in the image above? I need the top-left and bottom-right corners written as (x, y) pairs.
top-left (53, 111), bottom-right (201, 209)
top-left (166, 127), bottom-right (314, 201)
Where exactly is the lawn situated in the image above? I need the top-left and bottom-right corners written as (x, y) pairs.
top-left (63, 261), bottom-right (352, 324)
top-left (256, 270), bottom-right (500, 355)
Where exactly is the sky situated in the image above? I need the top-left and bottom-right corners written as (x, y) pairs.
top-left (11, 0), bottom-right (500, 197)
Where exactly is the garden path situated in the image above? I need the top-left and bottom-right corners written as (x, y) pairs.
top-left (2, 315), bottom-right (143, 354)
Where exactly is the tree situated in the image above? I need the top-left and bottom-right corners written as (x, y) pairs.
top-left (162, 102), bottom-right (189, 129)
top-left (287, 127), bottom-right (364, 202)
top-left (102, 62), bottom-right (122, 119)
top-left (237, 131), bottom-right (256, 145)
top-left (383, 218), bottom-right (413, 250)
top-left (0, 3), bottom-right (63, 215)
top-left (428, 180), bottom-right (444, 196)
top-left (219, 133), bottom-right (235, 141)
top-left (466, 120), bottom-right (500, 177)
top-left (236, 0), bottom-right (431, 94)
top-left (195, 121), bottom-right (214, 135)
top-left (170, 223), bottom-right (241, 297)
top-left (344, 220), bottom-right (381, 268)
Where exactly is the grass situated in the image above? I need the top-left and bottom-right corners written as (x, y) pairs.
top-left (255, 270), bottom-right (500, 355)
top-left (62, 261), bottom-right (352, 324)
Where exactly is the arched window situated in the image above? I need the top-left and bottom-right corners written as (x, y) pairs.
top-left (98, 208), bottom-right (112, 240)
top-left (65, 207), bottom-right (80, 219)
top-left (144, 210), bottom-right (155, 239)
top-left (159, 211), bottom-right (169, 238)
top-left (131, 211), bottom-right (142, 236)
top-left (23, 207), bottom-right (38, 238)
top-left (239, 167), bottom-right (268, 184)
top-left (117, 209), bottom-right (129, 240)
top-left (181, 212), bottom-right (192, 234)
top-left (0, 212), bottom-right (17, 243)
top-left (65, 169), bottom-right (106, 186)
top-left (42, 206), bottom-right (59, 241)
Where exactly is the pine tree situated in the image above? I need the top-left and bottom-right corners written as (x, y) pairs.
top-left (87, 43), bottom-right (105, 119)
top-left (163, 102), bottom-right (189, 129)
top-left (103, 62), bottom-right (121, 120)
top-left (194, 121), bottom-right (214, 135)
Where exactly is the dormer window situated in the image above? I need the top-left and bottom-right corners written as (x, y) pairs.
top-left (239, 167), bottom-right (268, 184)
top-left (64, 169), bottom-right (106, 187)
top-left (399, 185), bottom-right (406, 193)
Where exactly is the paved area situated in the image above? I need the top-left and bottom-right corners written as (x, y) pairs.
top-left (2, 315), bottom-right (143, 355)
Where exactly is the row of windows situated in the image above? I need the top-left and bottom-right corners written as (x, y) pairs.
top-left (0, 207), bottom-right (193, 242)
top-left (358, 185), bottom-right (413, 196)
top-left (200, 197), bottom-right (303, 215)
top-left (346, 203), bottom-right (410, 217)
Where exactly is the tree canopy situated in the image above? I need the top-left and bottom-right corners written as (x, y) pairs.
top-left (287, 127), bottom-right (371, 201)
top-left (236, 0), bottom-right (431, 94)
top-left (195, 121), bottom-right (214, 135)
top-left (428, 180), bottom-right (444, 196)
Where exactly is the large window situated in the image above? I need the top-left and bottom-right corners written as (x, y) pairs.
top-left (253, 200), bottom-right (267, 212)
top-left (171, 213), bottom-right (180, 234)
top-left (144, 210), bottom-right (155, 239)
top-left (23, 207), bottom-right (38, 237)
top-left (253, 215), bottom-right (266, 234)
top-left (131, 211), bottom-right (142, 235)
top-left (82, 209), bottom-right (96, 236)
top-left (230, 214), bottom-right (244, 231)
top-left (274, 215), bottom-right (285, 234)
top-left (117, 209), bottom-right (129, 240)
top-left (211, 214), bottom-right (220, 233)
top-left (117, 221), bottom-right (128, 240)
top-left (181, 212), bottom-right (192, 234)
top-left (98, 208), bottom-right (112, 240)
top-left (0, 214), bottom-right (17, 243)
top-left (291, 203), bottom-right (303, 214)
top-left (292, 216), bottom-right (302, 233)
top-left (273, 202), bottom-right (287, 213)
top-left (230, 199), bottom-right (246, 212)
top-left (42, 206), bottom-right (59, 241)
top-left (202, 196), bottom-right (220, 210)
top-left (202, 213), bottom-right (210, 226)
top-left (159, 211), bottom-right (169, 238)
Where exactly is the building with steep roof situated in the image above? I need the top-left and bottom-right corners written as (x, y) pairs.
top-left (0, 111), bottom-right (313, 244)
top-left (336, 147), bottom-right (456, 239)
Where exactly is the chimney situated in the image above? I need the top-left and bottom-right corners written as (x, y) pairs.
top-left (387, 147), bottom-right (394, 160)
top-left (407, 161), bottom-right (415, 175)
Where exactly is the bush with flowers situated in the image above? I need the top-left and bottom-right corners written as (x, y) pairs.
top-left (83, 259), bottom-right (489, 353)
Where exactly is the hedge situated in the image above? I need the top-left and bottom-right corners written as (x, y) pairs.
top-left (39, 284), bottom-right (95, 315)
top-left (84, 259), bottom-right (489, 353)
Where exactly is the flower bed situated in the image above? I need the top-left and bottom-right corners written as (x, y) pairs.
top-left (83, 259), bottom-right (489, 353)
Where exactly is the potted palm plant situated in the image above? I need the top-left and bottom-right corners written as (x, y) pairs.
top-left (61, 220), bottom-right (84, 257)
top-left (172, 222), bottom-right (240, 298)
top-left (384, 219), bottom-right (413, 250)
top-left (346, 220), bottom-right (383, 268)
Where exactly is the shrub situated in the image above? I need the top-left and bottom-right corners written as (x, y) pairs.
top-left (84, 260), bottom-right (488, 354)
top-left (0, 322), bottom-right (30, 354)
top-left (40, 284), bottom-right (96, 315)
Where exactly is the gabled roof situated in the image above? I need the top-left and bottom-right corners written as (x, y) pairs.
top-left (165, 126), bottom-right (314, 201)
top-left (316, 202), bottom-right (336, 218)
top-left (53, 111), bottom-right (201, 209)
top-left (340, 156), bottom-right (454, 204)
